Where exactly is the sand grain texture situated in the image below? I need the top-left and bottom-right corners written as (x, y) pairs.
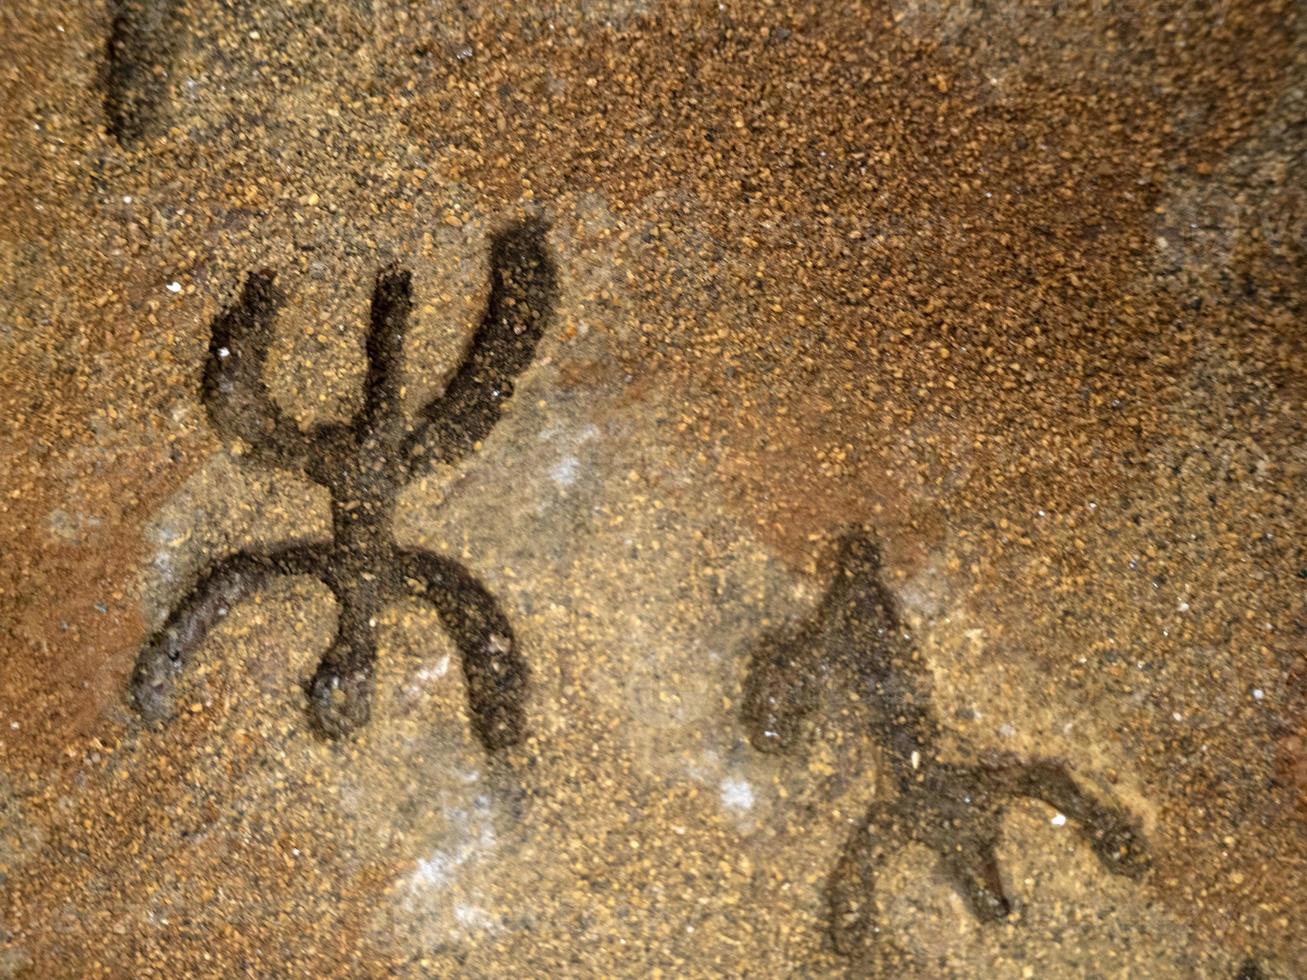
top-left (0, 1), bottom-right (1303, 976)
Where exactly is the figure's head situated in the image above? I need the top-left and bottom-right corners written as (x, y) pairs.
top-left (835, 527), bottom-right (882, 575)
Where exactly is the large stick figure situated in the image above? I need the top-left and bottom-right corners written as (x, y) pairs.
top-left (131, 219), bottom-right (555, 750)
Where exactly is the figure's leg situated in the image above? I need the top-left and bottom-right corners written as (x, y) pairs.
top-left (827, 800), bottom-right (918, 966)
top-left (303, 572), bottom-right (385, 739)
top-left (304, 622), bottom-right (377, 739)
top-left (399, 550), bottom-right (527, 751)
top-left (131, 545), bottom-right (328, 722)
top-left (402, 219), bottom-right (556, 474)
top-left (998, 760), bottom-right (1150, 878)
top-left (933, 826), bottom-right (1012, 922)
top-left (902, 768), bottom-right (1015, 921)
top-left (202, 272), bottom-right (336, 471)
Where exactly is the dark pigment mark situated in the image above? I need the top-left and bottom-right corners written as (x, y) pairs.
top-left (131, 218), bottom-right (556, 750)
top-left (742, 530), bottom-right (1150, 964)
top-left (104, 0), bottom-right (184, 145)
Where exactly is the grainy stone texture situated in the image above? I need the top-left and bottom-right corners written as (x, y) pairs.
top-left (0, 1), bottom-right (1303, 976)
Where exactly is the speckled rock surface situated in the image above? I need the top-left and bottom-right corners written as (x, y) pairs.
top-left (0, 2), bottom-right (1303, 976)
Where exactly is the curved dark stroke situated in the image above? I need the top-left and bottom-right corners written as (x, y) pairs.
top-left (741, 528), bottom-right (1150, 967)
top-left (104, 0), bottom-right (184, 146)
top-left (131, 544), bottom-right (329, 723)
top-left (404, 216), bottom-right (558, 472)
top-left (129, 219), bottom-right (554, 750)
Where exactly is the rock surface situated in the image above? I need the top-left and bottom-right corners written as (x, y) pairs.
top-left (0, 1), bottom-right (1303, 976)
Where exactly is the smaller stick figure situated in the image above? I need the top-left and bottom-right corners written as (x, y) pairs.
top-left (131, 218), bottom-right (556, 750)
top-left (742, 529), bottom-right (1150, 967)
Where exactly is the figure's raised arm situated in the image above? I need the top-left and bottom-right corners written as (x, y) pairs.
top-left (357, 267), bottom-right (413, 442)
top-left (202, 272), bottom-right (322, 470)
top-left (404, 218), bottom-right (557, 474)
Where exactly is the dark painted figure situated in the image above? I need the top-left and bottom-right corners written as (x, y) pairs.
top-left (105, 0), bottom-right (184, 145)
top-left (742, 530), bottom-right (1151, 966)
top-left (131, 219), bottom-right (556, 750)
